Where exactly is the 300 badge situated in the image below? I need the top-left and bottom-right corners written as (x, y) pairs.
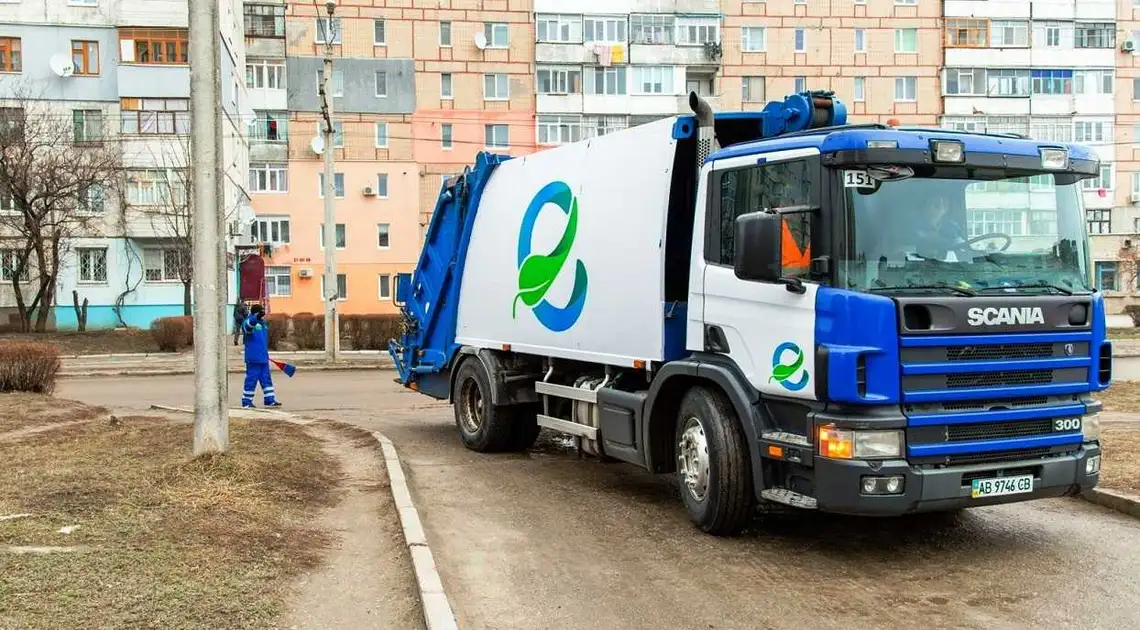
top-left (1053, 418), bottom-right (1082, 432)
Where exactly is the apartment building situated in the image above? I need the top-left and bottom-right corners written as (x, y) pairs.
top-left (0, 0), bottom-right (250, 330)
top-left (245, 0), bottom-right (534, 316)
top-left (1112, 0), bottom-right (1140, 312)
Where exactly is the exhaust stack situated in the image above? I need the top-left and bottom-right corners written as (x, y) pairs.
top-left (689, 91), bottom-right (720, 168)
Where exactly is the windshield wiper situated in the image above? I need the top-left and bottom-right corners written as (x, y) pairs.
top-left (976, 282), bottom-right (1074, 296)
top-left (870, 283), bottom-right (977, 297)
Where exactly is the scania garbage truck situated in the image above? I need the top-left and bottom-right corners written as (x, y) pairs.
top-left (389, 90), bottom-right (1111, 536)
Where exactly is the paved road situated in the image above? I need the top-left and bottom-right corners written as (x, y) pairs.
top-left (59, 372), bottom-right (1140, 630)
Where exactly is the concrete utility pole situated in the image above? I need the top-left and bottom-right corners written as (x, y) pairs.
top-left (189, 0), bottom-right (227, 455)
top-left (320, 0), bottom-right (339, 361)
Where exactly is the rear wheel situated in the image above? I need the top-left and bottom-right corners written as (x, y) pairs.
top-left (675, 386), bottom-right (753, 536)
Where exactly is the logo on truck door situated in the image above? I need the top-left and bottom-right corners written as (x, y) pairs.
top-left (513, 181), bottom-right (589, 332)
top-left (770, 342), bottom-right (809, 392)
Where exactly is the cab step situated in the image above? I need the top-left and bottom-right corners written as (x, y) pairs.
top-left (761, 488), bottom-right (818, 510)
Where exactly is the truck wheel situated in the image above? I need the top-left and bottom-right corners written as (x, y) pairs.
top-left (504, 403), bottom-right (542, 452)
top-left (453, 358), bottom-right (513, 453)
top-left (675, 386), bottom-right (753, 536)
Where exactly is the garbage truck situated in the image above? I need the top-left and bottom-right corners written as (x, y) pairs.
top-left (389, 90), bottom-right (1111, 536)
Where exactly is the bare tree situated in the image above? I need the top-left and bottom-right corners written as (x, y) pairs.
top-left (0, 90), bottom-right (122, 332)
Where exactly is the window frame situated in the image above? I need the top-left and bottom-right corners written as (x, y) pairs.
top-left (265, 265), bottom-right (292, 297)
top-left (251, 216), bottom-right (291, 245)
top-left (76, 247), bottom-right (108, 284)
top-left (71, 40), bottom-right (100, 75)
top-left (318, 172), bottom-right (346, 199)
top-left (248, 162), bottom-right (288, 194)
top-left (0, 37), bottom-right (20, 73)
top-left (319, 223), bottom-right (347, 250)
top-left (119, 28), bottom-right (189, 65)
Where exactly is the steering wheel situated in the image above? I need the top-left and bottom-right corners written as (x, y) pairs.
top-left (957, 232), bottom-right (1013, 254)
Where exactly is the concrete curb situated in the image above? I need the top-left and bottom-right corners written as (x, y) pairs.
top-left (1082, 487), bottom-right (1140, 518)
top-left (373, 431), bottom-right (458, 630)
top-left (58, 350), bottom-right (386, 360)
top-left (60, 364), bottom-right (394, 378)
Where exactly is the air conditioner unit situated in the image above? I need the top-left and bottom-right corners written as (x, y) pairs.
top-left (363, 186), bottom-right (376, 197)
top-left (1132, 192), bottom-right (1140, 203)
top-left (297, 267), bottom-right (313, 278)
top-left (1123, 39), bottom-right (1136, 52)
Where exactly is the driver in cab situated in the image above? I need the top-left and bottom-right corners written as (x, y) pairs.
top-left (909, 196), bottom-right (968, 262)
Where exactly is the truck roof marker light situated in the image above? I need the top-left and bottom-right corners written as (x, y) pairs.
top-left (1040, 147), bottom-right (1069, 170)
top-left (866, 140), bottom-right (897, 149)
top-left (931, 139), bottom-right (965, 163)
top-left (818, 425), bottom-right (853, 460)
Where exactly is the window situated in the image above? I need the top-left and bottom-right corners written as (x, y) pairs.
top-left (378, 274), bottom-right (392, 300)
top-left (72, 110), bottom-right (103, 144)
top-left (794, 76), bottom-right (807, 93)
top-left (631, 15), bottom-right (675, 45)
top-left (538, 115), bottom-right (581, 145)
top-left (77, 185), bottom-right (104, 214)
top-left (440, 123), bottom-right (453, 149)
top-left (0, 107), bottom-right (24, 141)
top-left (71, 40), bottom-right (99, 75)
top-left (377, 223), bottom-right (390, 248)
top-left (587, 67), bottom-right (627, 95)
top-left (853, 77), bottom-right (866, 102)
top-left (319, 223), bottom-right (347, 249)
top-left (583, 115), bottom-right (627, 138)
top-left (711, 159), bottom-right (817, 280)
top-left (249, 111), bottom-right (287, 143)
top-left (0, 250), bottom-right (29, 282)
top-left (248, 163), bottom-right (288, 193)
top-left (244, 4), bottom-right (285, 38)
top-left (376, 173), bottom-right (388, 198)
top-left (895, 0), bottom-right (917, 4)
top-left (946, 19), bottom-right (987, 47)
top-left (484, 73), bottom-right (509, 100)
top-left (374, 19), bottom-right (386, 45)
top-left (633, 66), bottom-right (674, 95)
top-left (1134, 79), bottom-right (1140, 101)
top-left (485, 124), bottom-right (509, 149)
top-left (119, 28), bottom-right (189, 64)
top-left (676, 17), bottom-right (719, 46)
top-left (536, 14), bottom-right (582, 43)
top-left (945, 68), bottom-right (986, 96)
top-left (441, 72), bottom-right (453, 98)
top-left (374, 121), bottom-right (388, 148)
top-left (538, 66), bottom-right (582, 94)
top-left (1087, 209), bottom-right (1111, 235)
top-left (894, 28), bottom-right (917, 53)
top-left (1080, 164), bottom-right (1113, 191)
top-left (0, 187), bottom-right (19, 215)
top-left (265, 266), bottom-right (291, 297)
top-left (316, 69), bottom-right (345, 97)
top-left (742, 76), bottom-right (765, 103)
top-left (794, 28), bottom-right (806, 52)
top-left (988, 69), bottom-right (1031, 97)
top-left (0, 37), bottom-right (20, 72)
top-left (319, 173), bottom-right (346, 198)
top-left (1034, 21), bottom-right (1068, 48)
top-left (1032, 69), bottom-right (1073, 95)
top-left (440, 21), bottom-right (452, 47)
top-left (1030, 118), bottom-right (1072, 142)
top-left (143, 248), bottom-right (186, 282)
top-left (126, 169), bottom-right (181, 205)
top-left (246, 60), bottom-right (285, 90)
top-left (332, 121), bottom-right (344, 147)
top-left (854, 29), bottom-right (866, 53)
top-left (1075, 70), bottom-right (1113, 95)
top-left (741, 27), bottom-right (766, 52)
top-left (322, 273), bottom-right (348, 301)
top-left (316, 17), bottom-right (342, 44)
top-left (1095, 262), bottom-right (1118, 291)
top-left (895, 77), bottom-right (917, 101)
top-left (251, 216), bottom-right (290, 244)
top-left (990, 20), bottom-right (1029, 47)
top-left (1075, 23), bottom-right (1115, 49)
top-left (585, 16), bottom-right (626, 43)
top-left (77, 248), bottom-right (107, 283)
top-left (375, 70), bottom-right (387, 97)
top-left (484, 22), bottom-right (509, 48)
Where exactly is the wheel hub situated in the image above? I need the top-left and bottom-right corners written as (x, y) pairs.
top-left (678, 417), bottom-right (710, 501)
top-left (461, 380), bottom-right (483, 433)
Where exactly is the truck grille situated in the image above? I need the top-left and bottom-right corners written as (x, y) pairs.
top-left (946, 419), bottom-right (1055, 442)
top-left (946, 343), bottom-right (1053, 361)
top-left (914, 447), bottom-right (1074, 468)
top-left (945, 370), bottom-right (1054, 389)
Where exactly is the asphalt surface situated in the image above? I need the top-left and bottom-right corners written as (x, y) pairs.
top-left (59, 371), bottom-right (1140, 630)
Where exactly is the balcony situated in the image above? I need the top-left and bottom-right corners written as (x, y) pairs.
top-left (248, 114), bottom-right (289, 162)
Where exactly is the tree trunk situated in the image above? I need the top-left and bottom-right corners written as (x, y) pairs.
top-left (72, 290), bottom-right (88, 332)
top-left (183, 280), bottom-right (192, 316)
top-left (35, 276), bottom-right (53, 332)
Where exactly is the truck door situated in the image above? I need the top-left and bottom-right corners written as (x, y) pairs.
top-left (691, 148), bottom-right (823, 401)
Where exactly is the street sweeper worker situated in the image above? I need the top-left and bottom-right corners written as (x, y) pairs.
top-left (241, 304), bottom-right (282, 408)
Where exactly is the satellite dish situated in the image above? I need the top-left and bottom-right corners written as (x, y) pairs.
top-left (310, 135), bottom-right (325, 155)
top-left (473, 31), bottom-right (488, 50)
top-left (49, 54), bottom-right (75, 77)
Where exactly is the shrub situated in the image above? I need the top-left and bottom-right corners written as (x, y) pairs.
top-left (292, 312), bottom-right (324, 350)
top-left (1125, 305), bottom-right (1140, 327)
top-left (172, 316), bottom-right (194, 347)
top-left (151, 317), bottom-right (191, 352)
top-left (342, 314), bottom-right (401, 350)
top-left (0, 342), bottom-right (62, 394)
top-left (266, 313), bottom-right (290, 351)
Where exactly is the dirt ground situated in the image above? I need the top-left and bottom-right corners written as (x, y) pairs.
top-left (1094, 381), bottom-right (1140, 413)
top-left (0, 393), bottom-right (108, 433)
top-left (0, 329), bottom-right (159, 355)
top-left (1100, 426), bottom-right (1140, 495)
top-left (0, 403), bottom-right (342, 630)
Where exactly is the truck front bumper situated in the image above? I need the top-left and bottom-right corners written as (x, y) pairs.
top-left (812, 443), bottom-right (1101, 516)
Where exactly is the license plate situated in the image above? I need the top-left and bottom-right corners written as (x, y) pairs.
top-left (971, 474), bottom-right (1033, 499)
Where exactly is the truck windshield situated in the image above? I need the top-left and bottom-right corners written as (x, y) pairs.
top-left (838, 168), bottom-right (1092, 295)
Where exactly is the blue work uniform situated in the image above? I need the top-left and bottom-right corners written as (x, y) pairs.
top-left (241, 313), bottom-right (276, 407)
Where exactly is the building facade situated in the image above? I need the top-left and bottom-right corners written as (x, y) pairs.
top-left (0, 0), bottom-right (250, 330)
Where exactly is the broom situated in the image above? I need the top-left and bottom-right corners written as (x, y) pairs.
top-left (270, 358), bottom-right (296, 378)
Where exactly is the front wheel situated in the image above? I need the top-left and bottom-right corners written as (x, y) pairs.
top-left (675, 386), bottom-right (753, 536)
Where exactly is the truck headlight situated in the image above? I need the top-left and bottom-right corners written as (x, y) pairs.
top-left (819, 426), bottom-right (903, 460)
top-left (1083, 413), bottom-right (1101, 442)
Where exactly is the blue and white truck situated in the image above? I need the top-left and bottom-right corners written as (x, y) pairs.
top-left (390, 91), bottom-right (1111, 536)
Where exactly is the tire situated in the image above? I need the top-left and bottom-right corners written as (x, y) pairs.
top-left (453, 358), bottom-right (515, 453)
top-left (675, 386), bottom-right (754, 536)
top-left (504, 403), bottom-right (542, 452)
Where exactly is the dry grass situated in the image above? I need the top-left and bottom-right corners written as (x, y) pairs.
top-left (0, 409), bottom-right (342, 630)
top-left (0, 329), bottom-right (160, 355)
top-left (0, 393), bottom-right (107, 434)
top-left (1100, 426), bottom-right (1140, 495)
top-left (1109, 328), bottom-right (1140, 340)
top-left (1094, 382), bottom-right (1140, 413)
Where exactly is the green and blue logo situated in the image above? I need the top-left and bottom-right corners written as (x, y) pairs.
top-left (512, 181), bottom-right (588, 332)
top-left (770, 342), bottom-right (809, 392)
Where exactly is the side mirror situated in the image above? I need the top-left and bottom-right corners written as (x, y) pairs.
top-left (733, 211), bottom-right (806, 294)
